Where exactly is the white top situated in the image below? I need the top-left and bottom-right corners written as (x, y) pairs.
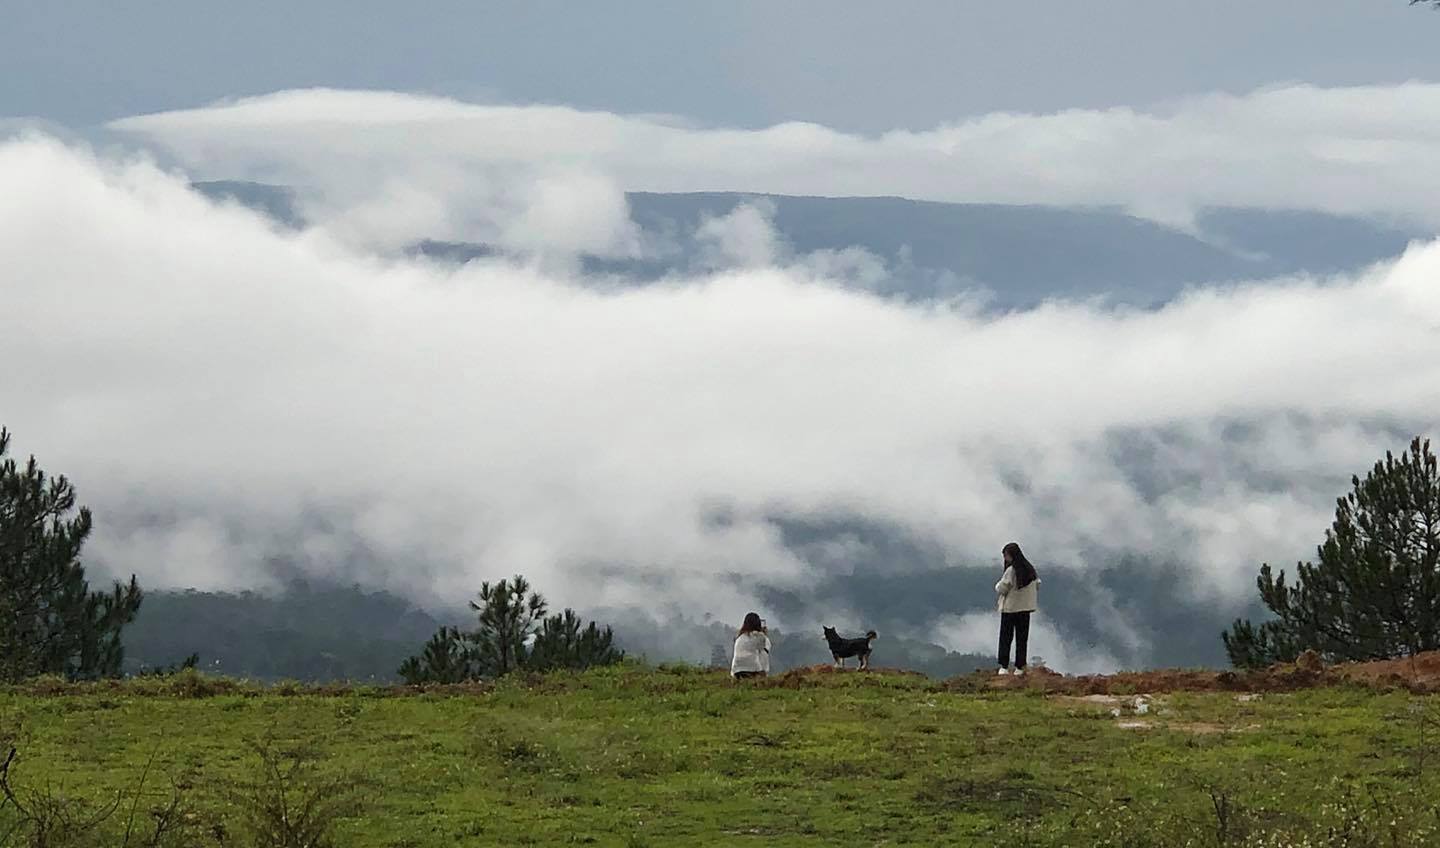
top-left (995, 565), bottom-right (1040, 613)
top-left (731, 631), bottom-right (771, 674)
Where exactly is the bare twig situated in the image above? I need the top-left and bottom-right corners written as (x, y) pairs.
top-left (121, 747), bottom-right (161, 846)
top-left (0, 747), bottom-right (24, 814)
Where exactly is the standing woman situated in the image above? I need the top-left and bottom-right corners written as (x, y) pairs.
top-left (995, 542), bottom-right (1040, 676)
top-left (731, 612), bottom-right (771, 680)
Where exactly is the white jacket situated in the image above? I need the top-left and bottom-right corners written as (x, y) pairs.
top-left (731, 631), bottom-right (771, 675)
top-left (995, 565), bottom-right (1039, 614)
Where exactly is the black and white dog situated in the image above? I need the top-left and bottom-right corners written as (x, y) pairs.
top-left (823, 626), bottom-right (878, 670)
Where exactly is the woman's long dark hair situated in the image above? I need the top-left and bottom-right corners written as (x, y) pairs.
top-left (738, 612), bottom-right (764, 637)
top-left (1003, 542), bottom-right (1038, 588)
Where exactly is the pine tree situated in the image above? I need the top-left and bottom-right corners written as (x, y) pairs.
top-left (397, 576), bottom-right (624, 682)
top-left (528, 609), bottom-right (624, 672)
top-left (1224, 437), bottom-right (1440, 667)
top-left (470, 576), bottom-right (547, 676)
top-left (0, 429), bottom-right (143, 681)
top-left (397, 626), bottom-right (471, 685)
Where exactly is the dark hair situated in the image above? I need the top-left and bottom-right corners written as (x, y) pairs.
top-left (738, 612), bottom-right (764, 637)
top-left (1003, 542), bottom-right (1038, 588)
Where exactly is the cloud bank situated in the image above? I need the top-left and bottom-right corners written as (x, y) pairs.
top-left (107, 83), bottom-right (1440, 255)
top-left (7, 82), bottom-right (1440, 671)
top-left (3, 133), bottom-right (1439, 676)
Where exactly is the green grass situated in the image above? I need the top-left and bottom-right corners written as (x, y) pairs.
top-left (2, 666), bottom-right (1439, 846)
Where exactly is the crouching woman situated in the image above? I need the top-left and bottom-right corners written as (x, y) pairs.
top-left (731, 612), bottom-right (771, 680)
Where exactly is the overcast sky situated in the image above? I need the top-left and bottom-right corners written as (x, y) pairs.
top-left (4, 1), bottom-right (1438, 132)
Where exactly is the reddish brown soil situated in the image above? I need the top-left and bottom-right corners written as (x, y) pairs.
top-left (1329, 650), bottom-right (1440, 688)
top-left (939, 649), bottom-right (1440, 695)
top-left (759, 664), bottom-right (929, 687)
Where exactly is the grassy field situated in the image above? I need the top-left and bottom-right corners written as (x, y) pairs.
top-left (2, 665), bottom-right (1439, 847)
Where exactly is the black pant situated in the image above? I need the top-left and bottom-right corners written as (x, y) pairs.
top-left (998, 611), bottom-right (1032, 668)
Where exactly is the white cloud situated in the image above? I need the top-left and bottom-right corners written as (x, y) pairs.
top-left (107, 83), bottom-right (1440, 254)
top-left (688, 200), bottom-right (888, 290)
top-left (0, 132), bottom-right (1434, 616)
top-left (931, 611), bottom-right (1122, 675)
top-left (7, 79), bottom-right (1438, 671)
top-left (501, 169), bottom-right (643, 260)
top-left (694, 201), bottom-right (783, 270)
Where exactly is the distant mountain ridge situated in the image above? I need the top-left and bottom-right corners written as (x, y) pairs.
top-left (625, 192), bottom-right (1421, 306)
top-left (193, 180), bottom-right (300, 226)
top-left (193, 181), bottom-right (1425, 309)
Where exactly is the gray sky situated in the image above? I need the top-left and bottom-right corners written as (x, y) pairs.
top-left (4, 1), bottom-right (1438, 131)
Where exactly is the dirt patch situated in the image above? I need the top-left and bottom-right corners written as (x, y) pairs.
top-left (782, 664), bottom-right (924, 677)
top-left (1056, 694), bottom-right (1133, 707)
top-left (939, 649), bottom-right (1440, 696)
top-left (1330, 651), bottom-right (1440, 690)
top-left (1114, 720), bottom-right (1257, 734)
top-left (944, 667), bottom-right (1262, 695)
top-left (1052, 691), bottom-right (1263, 733)
top-left (760, 665), bottom-right (928, 688)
